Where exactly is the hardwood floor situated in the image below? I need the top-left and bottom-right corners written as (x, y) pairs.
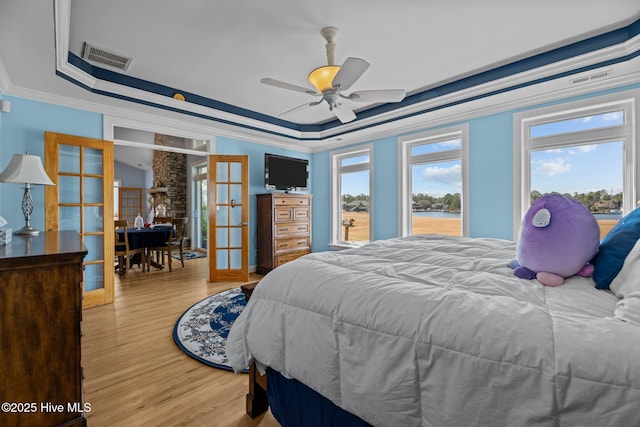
top-left (82, 257), bottom-right (280, 426)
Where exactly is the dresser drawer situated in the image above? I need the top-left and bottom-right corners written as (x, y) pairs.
top-left (294, 207), bottom-right (310, 221)
top-left (275, 250), bottom-right (309, 267)
top-left (274, 196), bottom-right (310, 207)
top-left (275, 222), bottom-right (310, 237)
top-left (275, 207), bottom-right (294, 221)
top-left (274, 207), bottom-right (310, 222)
top-left (275, 236), bottom-right (310, 253)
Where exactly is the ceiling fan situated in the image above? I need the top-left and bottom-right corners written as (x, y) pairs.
top-left (261, 26), bottom-right (406, 124)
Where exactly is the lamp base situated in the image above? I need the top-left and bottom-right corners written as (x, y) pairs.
top-left (14, 226), bottom-right (41, 236)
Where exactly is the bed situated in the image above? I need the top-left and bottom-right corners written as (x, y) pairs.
top-left (226, 234), bottom-right (640, 426)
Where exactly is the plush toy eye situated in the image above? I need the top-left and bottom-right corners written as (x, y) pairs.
top-left (532, 208), bottom-right (551, 228)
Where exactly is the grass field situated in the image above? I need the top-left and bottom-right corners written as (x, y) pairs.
top-left (341, 212), bottom-right (617, 242)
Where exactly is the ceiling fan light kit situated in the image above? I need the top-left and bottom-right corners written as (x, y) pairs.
top-left (308, 66), bottom-right (340, 93)
top-left (262, 26), bottom-right (406, 124)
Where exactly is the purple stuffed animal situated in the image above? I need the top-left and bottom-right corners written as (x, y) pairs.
top-left (509, 194), bottom-right (600, 287)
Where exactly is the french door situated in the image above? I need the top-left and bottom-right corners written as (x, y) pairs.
top-left (208, 155), bottom-right (249, 282)
top-left (44, 132), bottom-right (114, 308)
top-left (118, 187), bottom-right (143, 226)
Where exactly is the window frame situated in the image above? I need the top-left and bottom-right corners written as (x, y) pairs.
top-left (398, 124), bottom-right (469, 237)
top-left (330, 144), bottom-right (374, 249)
top-left (513, 90), bottom-right (638, 240)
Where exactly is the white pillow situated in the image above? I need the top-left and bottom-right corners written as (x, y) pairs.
top-left (609, 239), bottom-right (640, 326)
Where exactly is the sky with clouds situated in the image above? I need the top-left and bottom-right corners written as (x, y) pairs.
top-left (342, 111), bottom-right (624, 198)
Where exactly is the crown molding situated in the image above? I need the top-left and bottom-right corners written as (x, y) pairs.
top-left (0, 56), bottom-right (11, 94)
top-left (313, 57), bottom-right (640, 152)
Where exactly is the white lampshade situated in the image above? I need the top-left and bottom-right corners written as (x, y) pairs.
top-left (0, 154), bottom-right (54, 185)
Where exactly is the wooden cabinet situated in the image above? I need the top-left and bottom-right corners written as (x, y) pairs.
top-left (257, 193), bottom-right (312, 274)
top-left (0, 231), bottom-right (88, 427)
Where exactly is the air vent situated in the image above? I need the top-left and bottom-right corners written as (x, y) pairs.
top-left (569, 70), bottom-right (612, 86)
top-left (82, 42), bottom-right (132, 71)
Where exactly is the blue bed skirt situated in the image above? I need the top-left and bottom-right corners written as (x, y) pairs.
top-left (266, 368), bottom-right (372, 427)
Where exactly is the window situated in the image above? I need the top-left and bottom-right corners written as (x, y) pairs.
top-left (399, 125), bottom-right (468, 237)
top-left (514, 92), bottom-right (637, 240)
top-left (114, 179), bottom-right (120, 220)
top-left (330, 146), bottom-right (373, 247)
top-left (192, 162), bottom-right (208, 250)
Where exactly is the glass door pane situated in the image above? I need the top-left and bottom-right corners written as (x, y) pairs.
top-left (58, 143), bottom-right (108, 292)
top-left (215, 161), bottom-right (243, 270)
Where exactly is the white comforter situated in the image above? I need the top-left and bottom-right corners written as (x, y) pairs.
top-left (227, 235), bottom-right (640, 426)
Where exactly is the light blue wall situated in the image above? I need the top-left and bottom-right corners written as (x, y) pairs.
top-left (372, 137), bottom-right (400, 241)
top-left (114, 161), bottom-right (146, 188)
top-left (0, 95), bottom-right (102, 231)
top-left (310, 150), bottom-right (330, 251)
top-left (467, 112), bottom-right (514, 239)
top-left (215, 136), bottom-right (312, 265)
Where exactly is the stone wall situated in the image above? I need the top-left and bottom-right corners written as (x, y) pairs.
top-left (153, 134), bottom-right (187, 218)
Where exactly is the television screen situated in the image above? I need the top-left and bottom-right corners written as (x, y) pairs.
top-left (265, 153), bottom-right (308, 191)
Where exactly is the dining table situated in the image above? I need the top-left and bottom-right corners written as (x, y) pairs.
top-left (116, 226), bottom-right (172, 271)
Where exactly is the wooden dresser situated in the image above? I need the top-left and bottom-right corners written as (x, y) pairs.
top-left (256, 193), bottom-right (312, 274)
top-left (0, 231), bottom-right (88, 427)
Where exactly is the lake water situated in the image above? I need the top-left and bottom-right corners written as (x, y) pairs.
top-left (413, 211), bottom-right (460, 218)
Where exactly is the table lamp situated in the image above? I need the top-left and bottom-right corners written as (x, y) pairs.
top-left (0, 153), bottom-right (55, 235)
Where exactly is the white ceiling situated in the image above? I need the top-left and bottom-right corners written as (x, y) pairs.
top-left (0, 0), bottom-right (639, 148)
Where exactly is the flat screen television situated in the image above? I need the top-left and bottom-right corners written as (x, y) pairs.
top-left (265, 153), bottom-right (309, 192)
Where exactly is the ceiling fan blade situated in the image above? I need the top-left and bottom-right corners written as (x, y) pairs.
top-left (333, 105), bottom-right (357, 123)
top-left (332, 57), bottom-right (370, 91)
top-left (278, 101), bottom-right (318, 117)
top-left (261, 78), bottom-right (319, 95)
top-left (348, 89), bottom-right (406, 103)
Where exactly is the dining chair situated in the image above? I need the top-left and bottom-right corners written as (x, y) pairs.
top-left (149, 216), bottom-right (173, 264)
top-left (170, 217), bottom-right (189, 270)
top-left (147, 217), bottom-right (188, 272)
top-left (114, 220), bottom-right (145, 275)
top-left (154, 216), bottom-right (173, 224)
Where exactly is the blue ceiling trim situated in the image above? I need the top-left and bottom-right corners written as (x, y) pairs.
top-left (55, 69), bottom-right (320, 141)
top-left (328, 50), bottom-right (640, 140)
top-left (67, 52), bottom-right (317, 133)
top-left (60, 17), bottom-right (639, 140)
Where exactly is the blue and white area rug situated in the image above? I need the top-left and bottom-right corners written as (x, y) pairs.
top-left (173, 287), bottom-right (248, 372)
